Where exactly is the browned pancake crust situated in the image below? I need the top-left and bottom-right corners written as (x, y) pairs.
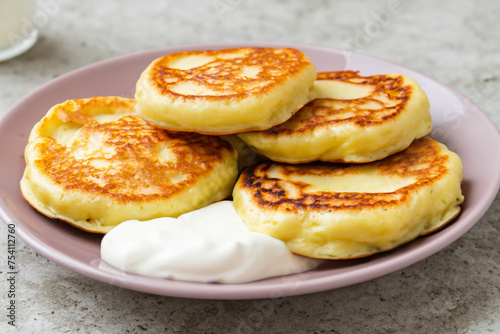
top-left (33, 98), bottom-right (234, 203)
top-left (237, 137), bottom-right (448, 211)
top-left (262, 70), bottom-right (413, 136)
top-left (150, 47), bottom-right (313, 100)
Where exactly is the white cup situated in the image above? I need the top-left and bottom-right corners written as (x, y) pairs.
top-left (0, 0), bottom-right (38, 62)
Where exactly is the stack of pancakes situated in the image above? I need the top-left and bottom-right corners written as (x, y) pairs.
top-left (21, 47), bottom-right (464, 259)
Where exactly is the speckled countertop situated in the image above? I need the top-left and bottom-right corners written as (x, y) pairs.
top-left (1, 0), bottom-right (499, 333)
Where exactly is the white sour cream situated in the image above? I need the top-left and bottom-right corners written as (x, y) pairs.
top-left (100, 201), bottom-right (319, 283)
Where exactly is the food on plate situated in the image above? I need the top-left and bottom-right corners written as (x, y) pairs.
top-left (232, 137), bottom-right (464, 259)
top-left (237, 71), bottom-right (432, 163)
top-left (135, 47), bottom-right (317, 135)
top-left (20, 96), bottom-right (238, 233)
top-left (101, 201), bottom-right (319, 283)
top-left (19, 45), bottom-right (466, 286)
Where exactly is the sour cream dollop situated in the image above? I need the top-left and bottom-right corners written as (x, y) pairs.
top-left (100, 201), bottom-right (319, 283)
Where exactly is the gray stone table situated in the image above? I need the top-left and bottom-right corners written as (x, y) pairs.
top-left (1, 0), bottom-right (499, 333)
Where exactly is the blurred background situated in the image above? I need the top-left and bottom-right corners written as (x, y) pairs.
top-left (0, 0), bottom-right (499, 333)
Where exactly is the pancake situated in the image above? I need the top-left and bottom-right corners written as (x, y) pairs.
top-left (20, 96), bottom-right (238, 233)
top-left (135, 47), bottom-right (317, 135)
top-left (232, 137), bottom-right (464, 259)
top-left (237, 71), bottom-right (432, 163)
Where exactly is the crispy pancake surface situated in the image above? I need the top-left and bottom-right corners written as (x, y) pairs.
top-left (135, 47), bottom-right (317, 134)
top-left (21, 97), bottom-right (238, 233)
top-left (233, 137), bottom-right (464, 259)
top-left (238, 71), bottom-right (432, 163)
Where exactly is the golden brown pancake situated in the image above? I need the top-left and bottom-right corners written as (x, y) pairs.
top-left (20, 96), bottom-right (238, 233)
top-left (233, 137), bottom-right (464, 259)
top-left (135, 47), bottom-right (317, 134)
top-left (237, 71), bottom-right (432, 163)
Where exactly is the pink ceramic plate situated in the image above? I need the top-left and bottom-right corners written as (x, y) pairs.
top-left (1, 43), bottom-right (499, 300)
